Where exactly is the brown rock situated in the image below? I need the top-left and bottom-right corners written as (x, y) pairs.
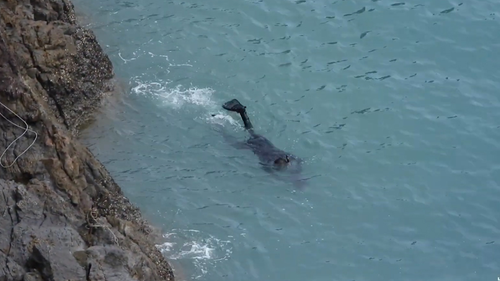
top-left (0, 0), bottom-right (175, 280)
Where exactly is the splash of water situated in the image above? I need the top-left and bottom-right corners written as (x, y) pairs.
top-left (157, 230), bottom-right (233, 280)
top-left (130, 77), bottom-right (240, 128)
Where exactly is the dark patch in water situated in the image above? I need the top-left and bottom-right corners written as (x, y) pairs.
top-left (352, 108), bottom-right (371, 114)
top-left (294, 95), bottom-right (305, 102)
top-left (327, 59), bottom-right (347, 65)
top-left (360, 31), bottom-right (370, 39)
top-left (344, 7), bottom-right (365, 16)
top-left (328, 124), bottom-right (345, 130)
top-left (440, 7), bottom-right (454, 14)
top-left (248, 38), bottom-right (262, 44)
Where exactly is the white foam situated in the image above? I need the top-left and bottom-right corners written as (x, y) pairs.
top-left (157, 230), bottom-right (233, 279)
top-left (130, 77), bottom-right (240, 127)
top-left (205, 111), bottom-right (241, 127)
top-left (118, 51), bottom-right (139, 63)
top-left (119, 48), bottom-right (169, 64)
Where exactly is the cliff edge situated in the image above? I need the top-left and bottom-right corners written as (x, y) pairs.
top-left (0, 0), bottom-right (174, 280)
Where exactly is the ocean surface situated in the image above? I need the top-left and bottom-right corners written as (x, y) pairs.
top-left (74, 0), bottom-right (500, 280)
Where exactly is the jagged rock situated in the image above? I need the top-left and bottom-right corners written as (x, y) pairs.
top-left (1, 0), bottom-right (113, 134)
top-left (0, 256), bottom-right (25, 281)
top-left (0, 0), bottom-right (175, 280)
top-left (22, 272), bottom-right (43, 281)
top-left (14, 184), bottom-right (44, 221)
top-left (85, 246), bottom-right (136, 281)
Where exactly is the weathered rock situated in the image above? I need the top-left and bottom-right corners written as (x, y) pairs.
top-left (22, 272), bottom-right (43, 281)
top-left (1, 0), bottom-right (113, 134)
top-left (0, 255), bottom-right (25, 281)
top-left (0, 0), bottom-right (174, 280)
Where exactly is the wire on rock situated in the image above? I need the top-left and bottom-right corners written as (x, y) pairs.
top-left (0, 101), bottom-right (38, 168)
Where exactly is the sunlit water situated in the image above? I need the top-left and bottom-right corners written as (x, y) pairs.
top-left (75, 0), bottom-right (500, 280)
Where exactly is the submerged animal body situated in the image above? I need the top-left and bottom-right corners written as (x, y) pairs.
top-left (221, 99), bottom-right (305, 188)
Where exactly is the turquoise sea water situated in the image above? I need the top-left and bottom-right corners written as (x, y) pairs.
top-left (75, 0), bottom-right (500, 280)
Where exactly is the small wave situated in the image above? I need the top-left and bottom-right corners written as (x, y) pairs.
top-left (131, 78), bottom-right (239, 127)
top-left (157, 230), bottom-right (232, 279)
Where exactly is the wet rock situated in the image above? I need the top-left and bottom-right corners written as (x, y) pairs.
top-left (0, 0), bottom-right (175, 280)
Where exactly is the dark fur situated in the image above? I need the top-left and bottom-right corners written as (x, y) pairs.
top-left (220, 99), bottom-right (305, 188)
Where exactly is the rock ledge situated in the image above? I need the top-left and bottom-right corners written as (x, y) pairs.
top-left (0, 0), bottom-right (174, 280)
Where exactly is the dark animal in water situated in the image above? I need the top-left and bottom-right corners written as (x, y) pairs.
top-left (220, 99), bottom-right (305, 188)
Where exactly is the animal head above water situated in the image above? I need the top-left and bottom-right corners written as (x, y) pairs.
top-left (274, 155), bottom-right (290, 167)
top-left (269, 155), bottom-right (307, 189)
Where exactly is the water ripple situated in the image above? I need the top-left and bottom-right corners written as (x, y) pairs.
top-left (75, 0), bottom-right (500, 280)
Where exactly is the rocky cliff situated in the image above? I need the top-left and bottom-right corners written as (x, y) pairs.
top-left (0, 0), bottom-right (174, 280)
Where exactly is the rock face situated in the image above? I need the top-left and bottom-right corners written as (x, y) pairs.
top-left (0, 0), bottom-right (174, 280)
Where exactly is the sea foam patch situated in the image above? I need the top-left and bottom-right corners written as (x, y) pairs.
top-left (157, 230), bottom-right (233, 279)
top-left (131, 77), bottom-right (239, 127)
